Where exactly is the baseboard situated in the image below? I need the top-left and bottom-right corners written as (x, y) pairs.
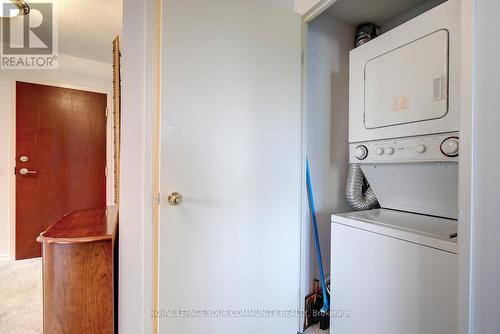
top-left (0, 254), bottom-right (10, 263)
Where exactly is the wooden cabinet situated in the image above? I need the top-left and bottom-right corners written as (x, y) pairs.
top-left (37, 206), bottom-right (118, 334)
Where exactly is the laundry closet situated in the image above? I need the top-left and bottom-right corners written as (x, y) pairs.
top-left (302, 0), bottom-right (461, 333)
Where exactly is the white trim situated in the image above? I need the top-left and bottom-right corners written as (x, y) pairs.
top-left (302, 0), bottom-right (337, 23)
top-left (298, 19), bottom-right (309, 333)
top-left (9, 80), bottom-right (15, 262)
top-left (151, 0), bottom-right (162, 333)
top-left (457, 1), bottom-right (474, 334)
top-left (0, 254), bottom-right (10, 263)
top-left (120, 0), bottom-right (156, 333)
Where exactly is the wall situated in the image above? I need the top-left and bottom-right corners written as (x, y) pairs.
top-left (302, 12), bottom-right (353, 311)
top-left (268, 0), bottom-right (295, 10)
top-left (471, 0), bottom-right (500, 332)
top-left (0, 54), bottom-right (114, 262)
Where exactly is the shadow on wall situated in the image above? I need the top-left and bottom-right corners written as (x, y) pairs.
top-left (305, 12), bottom-right (354, 287)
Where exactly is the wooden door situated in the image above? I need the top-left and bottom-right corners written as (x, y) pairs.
top-left (16, 82), bottom-right (107, 260)
top-left (159, 1), bottom-right (302, 333)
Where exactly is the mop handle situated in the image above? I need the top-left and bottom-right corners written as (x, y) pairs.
top-left (305, 158), bottom-right (329, 312)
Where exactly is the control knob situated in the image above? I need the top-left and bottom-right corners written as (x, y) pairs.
top-left (416, 144), bottom-right (427, 153)
top-left (440, 137), bottom-right (459, 157)
top-left (354, 145), bottom-right (368, 160)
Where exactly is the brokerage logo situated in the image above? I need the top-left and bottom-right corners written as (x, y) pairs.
top-left (1, 2), bottom-right (58, 69)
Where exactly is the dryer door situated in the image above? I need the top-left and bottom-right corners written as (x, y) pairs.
top-left (364, 29), bottom-right (449, 129)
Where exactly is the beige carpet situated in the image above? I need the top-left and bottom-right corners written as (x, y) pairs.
top-left (0, 258), bottom-right (42, 334)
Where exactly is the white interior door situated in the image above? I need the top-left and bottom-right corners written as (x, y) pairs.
top-left (159, 1), bottom-right (302, 333)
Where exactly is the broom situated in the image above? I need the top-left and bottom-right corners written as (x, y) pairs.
top-left (305, 158), bottom-right (330, 330)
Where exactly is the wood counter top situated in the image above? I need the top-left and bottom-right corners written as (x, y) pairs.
top-left (37, 206), bottom-right (118, 244)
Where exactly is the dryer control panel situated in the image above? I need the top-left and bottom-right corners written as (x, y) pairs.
top-left (350, 132), bottom-right (459, 164)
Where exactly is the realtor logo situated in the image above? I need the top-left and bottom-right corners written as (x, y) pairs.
top-left (1, 2), bottom-right (58, 69)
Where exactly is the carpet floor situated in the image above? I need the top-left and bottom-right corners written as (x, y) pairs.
top-left (0, 258), bottom-right (42, 334)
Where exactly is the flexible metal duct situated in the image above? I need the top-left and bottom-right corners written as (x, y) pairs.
top-left (346, 164), bottom-right (379, 210)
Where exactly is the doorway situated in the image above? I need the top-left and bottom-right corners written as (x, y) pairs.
top-left (157, 1), bottom-right (302, 333)
top-left (15, 82), bottom-right (107, 260)
top-left (0, 1), bottom-right (122, 332)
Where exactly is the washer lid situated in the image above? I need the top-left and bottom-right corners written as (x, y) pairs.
top-left (331, 209), bottom-right (457, 253)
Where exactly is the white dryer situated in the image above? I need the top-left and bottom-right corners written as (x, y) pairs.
top-left (349, 0), bottom-right (460, 143)
top-left (347, 0), bottom-right (461, 219)
top-left (330, 209), bottom-right (457, 334)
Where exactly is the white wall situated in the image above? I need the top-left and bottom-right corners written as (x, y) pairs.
top-left (302, 12), bottom-right (353, 308)
top-left (0, 54), bottom-right (114, 262)
top-left (470, 0), bottom-right (500, 332)
top-left (268, 0), bottom-right (295, 10)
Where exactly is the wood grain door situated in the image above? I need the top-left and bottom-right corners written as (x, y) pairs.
top-left (16, 81), bottom-right (107, 260)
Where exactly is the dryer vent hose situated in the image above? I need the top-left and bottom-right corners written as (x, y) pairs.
top-left (346, 164), bottom-right (379, 210)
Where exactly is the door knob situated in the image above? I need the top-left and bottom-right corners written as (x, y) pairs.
top-left (19, 168), bottom-right (37, 175)
top-left (167, 192), bottom-right (183, 206)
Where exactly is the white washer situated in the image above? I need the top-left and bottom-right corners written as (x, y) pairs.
top-left (330, 209), bottom-right (457, 334)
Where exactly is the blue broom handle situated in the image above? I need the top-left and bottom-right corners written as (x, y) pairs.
top-left (306, 158), bottom-right (329, 312)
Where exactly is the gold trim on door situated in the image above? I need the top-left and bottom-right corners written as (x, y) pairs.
top-left (152, 0), bottom-right (162, 332)
top-left (112, 36), bottom-right (121, 205)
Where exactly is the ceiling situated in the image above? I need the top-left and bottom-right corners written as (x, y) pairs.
top-left (55, 0), bottom-right (122, 63)
top-left (0, 0), bottom-right (122, 63)
top-left (325, 0), bottom-right (445, 27)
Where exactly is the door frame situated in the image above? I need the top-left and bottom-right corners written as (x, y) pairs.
top-left (10, 79), bottom-right (114, 261)
top-left (300, 1), bottom-right (474, 334)
top-left (119, 0), bottom-right (158, 333)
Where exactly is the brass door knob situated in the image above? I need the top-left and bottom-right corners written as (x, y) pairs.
top-left (167, 192), bottom-right (183, 206)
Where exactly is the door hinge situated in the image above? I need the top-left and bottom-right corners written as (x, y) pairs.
top-left (105, 166), bottom-right (108, 176)
top-left (156, 193), bottom-right (161, 205)
top-left (105, 107), bottom-right (109, 118)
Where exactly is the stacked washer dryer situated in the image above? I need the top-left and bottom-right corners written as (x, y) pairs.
top-left (331, 1), bottom-right (460, 333)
